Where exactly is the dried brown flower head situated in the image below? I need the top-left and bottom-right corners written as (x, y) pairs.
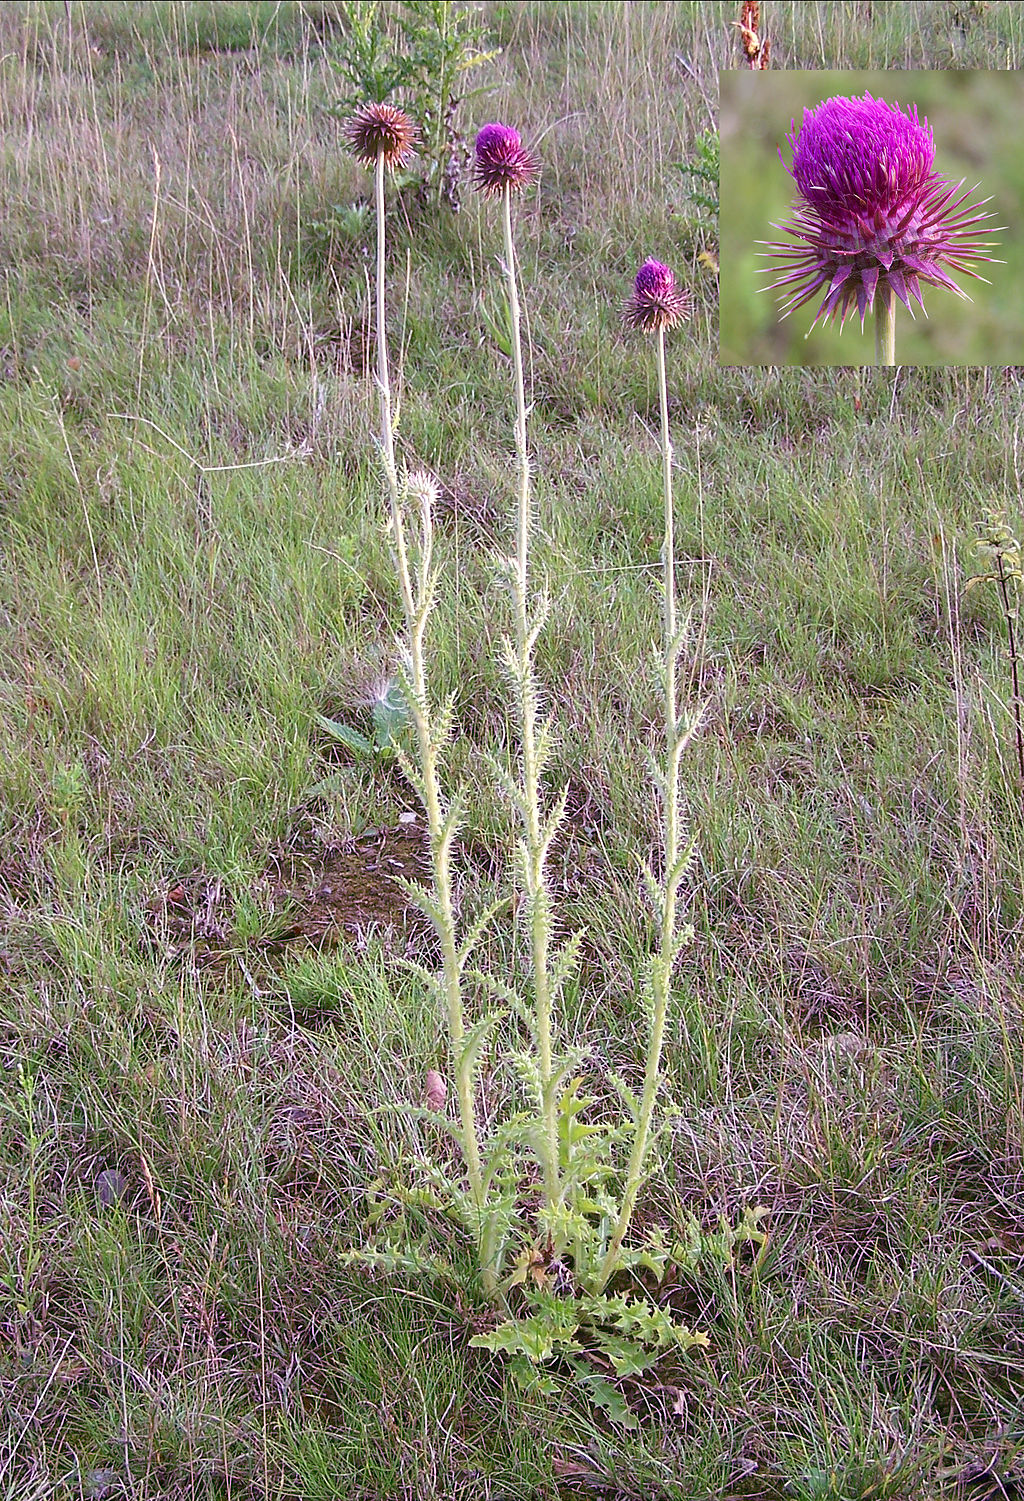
top-left (346, 102), bottom-right (417, 172)
top-left (734, 0), bottom-right (770, 67)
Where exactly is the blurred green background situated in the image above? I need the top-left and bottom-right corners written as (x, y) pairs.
top-left (720, 70), bottom-right (1024, 365)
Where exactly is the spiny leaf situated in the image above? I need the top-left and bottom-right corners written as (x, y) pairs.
top-left (588, 1329), bottom-right (664, 1378)
top-left (666, 615), bottom-right (692, 668)
top-left (606, 1071), bottom-right (640, 1123)
top-left (509, 1050), bottom-right (544, 1112)
top-left (366, 1101), bottom-right (467, 1149)
top-left (339, 1243), bottom-right (456, 1284)
top-left (392, 745), bottom-right (427, 803)
top-left (644, 747), bottom-right (667, 798)
top-left (456, 1009), bottom-right (504, 1084)
top-left (564, 1358), bottom-right (638, 1429)
top-left (391, 875), bottom-right (447, 933)
top-left (532, 714), bottom-right (556, 778)
top-left (613, 1230), bottom-right (672, 1282)
top-left (537, 781), bottom-right (570, 860)
top-left (439, 800), bottom-right (466, 858)
top-left (396, 955), bottom-right (444, 997)
top-left (456, 895), bottom-right (512, 973)
top-left (486, 750), bottom-right (521, 807)
top-left (315, 716), bottom-right (376, 757)
top-left (668, 924), bottom-right (695, 965)
top-left (673, 707), bottom-right (705, 752)
top-left (580, 1292), bottom-right (709, 1352)
top-left (465, 966), bottom-right (529, 1018)
top-left (470, 1311), bottom-right (582, 1363)
top-left (499, 632), bottom-right (521, 685)
top-left (640, 859), bottom-right (664, 917)
top-left (549, 1047), bottom-right (591, 1097)
top-left (432, 692), bottom-right (457, 754)
top-left (665, 837), bottom-right (698, 893)
top-left (549, 928), bottom-right (587, 1004)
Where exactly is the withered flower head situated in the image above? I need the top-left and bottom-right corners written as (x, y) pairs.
top-left (346, 102), bottom-right (417, 172)
top-left (473, 122), bottom-right (539, 197)
top-left (623, 259), bottom-right (693, 332)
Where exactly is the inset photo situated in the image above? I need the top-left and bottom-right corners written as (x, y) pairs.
top-left (719, 70), bottom-right (1023, 365)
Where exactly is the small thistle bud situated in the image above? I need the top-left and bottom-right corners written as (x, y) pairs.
top-left (345, 102), bottom-right (417, 172)
top-left (623, 259), bottom-right (693, 332)
top-left (405, 470), bottom-right (440, 512)
top-left (472, 122), bottom-right (539, 197)
top-left (424, 1069), bottom-right (447, 1111)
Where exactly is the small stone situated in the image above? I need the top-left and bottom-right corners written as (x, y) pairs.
top-left (84, 1470), bottom-right (121, 1500)
top-left (96, 1169), bottom-right (128, 1207)
top-left (398, 811), bottom-right (418, 825)
top-left (424, 1070), bottom-right (447, 1111)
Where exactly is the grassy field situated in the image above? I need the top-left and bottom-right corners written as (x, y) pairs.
top-left (2, 2), bottom-right (1024, 1497)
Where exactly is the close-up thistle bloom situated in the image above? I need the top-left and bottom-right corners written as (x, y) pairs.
top-left (345, 101), bottom-right (417, 172)
top-left (763, 91), bottom-right (998, 364)
top-left (472, 122), bottom-right (538, 197)
top-left (623, 258), bottom-right (694, 332)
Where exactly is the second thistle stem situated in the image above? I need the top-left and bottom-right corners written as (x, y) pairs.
top-left (596, 325), bottom-right (683, 1293)
top-left (503, 189), bottom-right (530, 593)
top-left (875, 284), bottom-right (896, 367)
top-left (375, 157), bottom-right (413, 621)
top-left (374, 155), bottom-right (490, 1278)
top-left (501, 184), bottom-right (561, 1211)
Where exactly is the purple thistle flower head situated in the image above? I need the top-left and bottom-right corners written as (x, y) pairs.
top-left (623, 259), bottom-right (693, 332)
top-left (473, 122), bottom-right (538, 197)
top-left (763, 92), bottom-right (998, 332)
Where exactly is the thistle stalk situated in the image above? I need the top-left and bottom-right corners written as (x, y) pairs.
top-left (598, 264), bottom-right (696, 1294)
top-left (500, 181), bottom-right (561, 1212)
top-left (874, 283), bottom-right (896, 367)
top-left (360, 114), bottom-right (490, 1285)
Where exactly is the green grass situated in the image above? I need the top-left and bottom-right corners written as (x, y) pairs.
top-left (2, 2), bottom-right (1024, 1497)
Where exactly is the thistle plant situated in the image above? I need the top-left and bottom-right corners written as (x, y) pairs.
top-left (472, 123), bottom-right (568, 1229)
top-left (342, 110), bottom-right (710, 1409)
top-left (345, 101), bottom-right (493, 1286)
top-left (465, 252), bottom-right (708, 1389)
top-left (594, 261), bottom-right (700, 1294)
top-left (763, 92), bottom-right (999, 365)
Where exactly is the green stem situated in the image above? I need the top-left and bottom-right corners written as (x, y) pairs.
top-left (596, 324), bottom-right (682, 1293)
top-left (374, 158), bottom-right (413, 622)
top-left (503, 188), bottom-right (530, 593)
top-left (874, 284), bottom-right (896, 367)
top-left (374, 153), bottom-right (491, 1285)
top-left (657, 328), bottom-right (675, 679)
top-left (501, 184), bottom-right (561, 1213)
